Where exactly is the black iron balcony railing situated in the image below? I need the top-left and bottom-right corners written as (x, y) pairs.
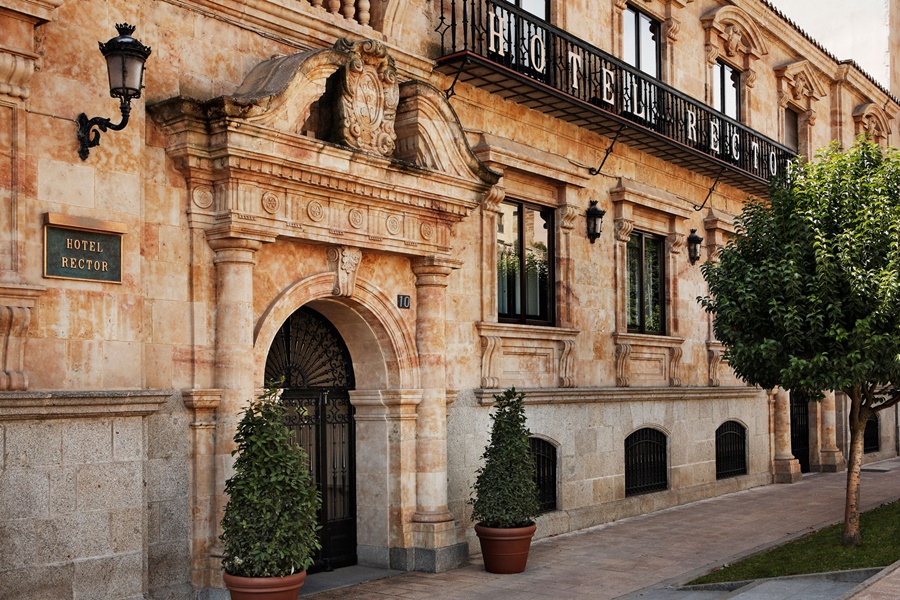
top-left (435, 0), bottom-right (795, 196)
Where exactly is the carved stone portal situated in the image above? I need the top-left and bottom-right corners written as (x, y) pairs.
top-left (334, 39), bottom-right (399, 157)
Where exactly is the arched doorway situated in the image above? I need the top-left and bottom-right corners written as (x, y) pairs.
top-left (265, 306), bottom-right (357, 573)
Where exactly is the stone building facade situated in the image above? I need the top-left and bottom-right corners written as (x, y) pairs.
top-left (0, 0), bottom-right (898, 598)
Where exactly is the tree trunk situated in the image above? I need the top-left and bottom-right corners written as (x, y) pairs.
top-left (843, 387), bottom-right (868, 547)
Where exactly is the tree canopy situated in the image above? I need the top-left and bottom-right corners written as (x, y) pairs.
top-left (699, 138), bottom-right (900, 545)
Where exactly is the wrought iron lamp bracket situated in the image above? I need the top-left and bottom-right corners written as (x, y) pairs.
top-left (589, 124), bottom-right (625, 176)
top-left (693, 167), bottom-right (725, 212)
top-left (77, 100), bottom-right (132, 161)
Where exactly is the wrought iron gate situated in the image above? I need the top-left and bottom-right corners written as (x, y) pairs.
top-left (265, 307), bottom-right (357, 573)
top-left (790, 392), bottom-right (810, 473)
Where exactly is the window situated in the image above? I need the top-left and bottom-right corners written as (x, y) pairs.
top-left (784, 108), bottom-right (799, 152)
top-left (713, 60), bottom-right (741, 121)
top-left (623, 5), bottom-right (660, 78)
top-left (715, 421), bottom-right (747, 479)
top-left (626, 232), bottom-right (665, 335)
top-left (864, 414), bottom-right (880, 454)
top-left (529, 437), bottom-right (557, 512)
top-left (497, 200), bottom-right (554, 325)
top-left (516, 0), bottom-right (548, 20)
top-left (625, 428), bottom-right (668, 496)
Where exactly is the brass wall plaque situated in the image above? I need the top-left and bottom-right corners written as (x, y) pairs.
top-left (43, 214), bottom-right (125, 283)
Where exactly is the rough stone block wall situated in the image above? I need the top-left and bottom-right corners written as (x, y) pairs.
top-left (0, 417), bottom-right (146, 600)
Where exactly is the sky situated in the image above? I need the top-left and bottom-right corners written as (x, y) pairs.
top-left (769, 0), bottom-right (889, 88)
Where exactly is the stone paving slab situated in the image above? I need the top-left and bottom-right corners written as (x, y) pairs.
top-left (304, 458), bottom-right (900, 599)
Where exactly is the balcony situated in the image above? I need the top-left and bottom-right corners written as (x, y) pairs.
top-left (435, 0), bottom-right (795, 197)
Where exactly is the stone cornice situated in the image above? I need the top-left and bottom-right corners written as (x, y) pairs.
top-left (0, 390), bottom-right (173, 420)
top-left (0, 0), bottom-right (63, 23)
top-left (475, 386), bottom-right (761, 405)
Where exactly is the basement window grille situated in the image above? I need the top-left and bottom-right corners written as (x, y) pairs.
top-left (529, 437), bottom-right (557, 512)
top-left (715, 421), bottom-right (748, 479)
top-left (624, 427), bottom-right (668, 496)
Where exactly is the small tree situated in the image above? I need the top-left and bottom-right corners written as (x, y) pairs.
top-left (471, 388), bottom-right (541, 528)
top-left (220, 386), bottom-right (321, 577)
top-left (700, 138), bottom-right (900, 546)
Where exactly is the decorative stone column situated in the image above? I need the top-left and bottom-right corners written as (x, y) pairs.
top-left (182, 389), bottom-right (222, 590)
top-left (410, 256), bottom-right (465, 572)
top-left (206, 234), bottom-right (266, 584)
top-left (819, 390), bottom-right (846, 472)
top-left (350, 389), bottom-right (421, 570)
top-left (772, 387), bottom-right (801, 483)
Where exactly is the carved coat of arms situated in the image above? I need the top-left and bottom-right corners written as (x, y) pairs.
top-left (334, 39), bottom-right (399, 157)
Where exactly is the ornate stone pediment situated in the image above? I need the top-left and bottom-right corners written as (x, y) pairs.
top-left (149, 38), bottom-right (499, 259)
top-left (853, 102), bottom-right (891, 146)
top-left (701, 5), bottom-right (768, 64)
top-left (775, 61), bottom-right (827, 112)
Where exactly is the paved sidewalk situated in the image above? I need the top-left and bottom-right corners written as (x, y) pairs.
top-left (305, 458), bottom-right (900, 599)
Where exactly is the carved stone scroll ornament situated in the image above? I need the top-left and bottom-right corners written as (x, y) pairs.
top-left (480, 335), bottom-right (502, 389)
top-left (326, 246), bottom-right (363, 297)
top-left (707, 343), bottom-right (723, 387)
top-left (615, 343), bottom-right (631, 387)
top-left (614, 218), bottom-right (634, 243)
top-left (558, 340), bottom-right (576, 388)
top-left (334, 39), bottom-right (399, 157)
top-left (669, 346), bottom-right (682, 387)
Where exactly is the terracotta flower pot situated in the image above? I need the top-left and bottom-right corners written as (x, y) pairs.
top-left (223, 570), bottom-right (307, 600)
top-left (474, 523), bottom-right (536, 574)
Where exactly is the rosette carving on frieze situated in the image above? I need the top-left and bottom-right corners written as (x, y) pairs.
top-left (334, 39), bottom-right (399, 157)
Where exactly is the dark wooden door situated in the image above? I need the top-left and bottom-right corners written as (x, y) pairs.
top-left (790, 392), bottom-right (810, 473)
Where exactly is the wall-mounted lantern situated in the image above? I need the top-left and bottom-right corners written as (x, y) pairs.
top-left (586, 200), bottom-right (606, 244)
top-left (76, 23), bottom-right (152, 160)
top-left (687, 229), bottom-right (704, 265)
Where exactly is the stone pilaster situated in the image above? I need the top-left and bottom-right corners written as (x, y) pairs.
top-left (772, 387), bottom-right (801, 483)
top-left (410, 256), bottom-right (465, 572)
top-left (351, 389), bottom-right (421, 570)
top-left (819, 390), bottom-right (846, 472)
top-left (182, 389), bottom-right (222, 590)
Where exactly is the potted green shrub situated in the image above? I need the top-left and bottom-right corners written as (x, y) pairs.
top-left (220, 386), bottom-right (321, 599)
top-left (470, 387), bottom-right (541, 574)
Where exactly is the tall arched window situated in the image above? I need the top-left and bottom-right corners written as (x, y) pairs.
top-left (529, 437), bottom-right (557, 512)
top-left (715, 421), bottom-right (747, 479)
top-left (624, 428), bottom-right (667, 496)
top-left (864, 414), bottom-right (880, 454)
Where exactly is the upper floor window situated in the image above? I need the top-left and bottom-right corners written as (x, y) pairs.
top-left (623, 5), bottom-right (660, 78)
top-left (498, 200), bottom-right (555, 325)
top-left (626, 231), bottom-right (665, 335)
top-left (784, 107), bottom-right (799, 152)
top-left (713, 60), bottom-right (741, 121)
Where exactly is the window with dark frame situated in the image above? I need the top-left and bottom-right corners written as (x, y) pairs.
top-left (626, 231), bottom-right (665, 335)
top-left (624, 427), bottom-right (668, 496)
top-left (715, 421), bottom-right (748, 479)
top-left (497, 200), bottom-right (555, 325)
top-left (864, 414), bottom-right (880, 454)
top-left (516, 0), bottom-right (548, 20)
top-left (784, 107), bottom-right (799, 152)
top-left (623, 5), bottom-right (660, 78)
top-left (713, 59), bottom-right (741, 121)
top-left (529, 437), bottom-right (557, 513)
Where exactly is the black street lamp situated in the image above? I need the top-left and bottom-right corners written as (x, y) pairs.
top-left (688, 229), bottom-right (704, 265)
top-left (76, 23), bottom-right (151, 160)
top-left (586, 200), bottom-right (606, 244)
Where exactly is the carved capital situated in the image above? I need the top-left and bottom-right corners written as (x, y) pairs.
top-left (743, 68), bottom-right (757, 89)
top-left (483, 184), bottom-right (506, 212)
top-left (0, 49), bottom-right (38, 102)
top-left (182, 389), bottom-right (222, 427)
top-left (334, 39), bottom-right (399, 156)
top-left (667, 232), bottom-right (685, 254)
top-left (557, 204), bottom-right (579, 231)
top-left (327, 246), bottom-right (363, 297)
top-left (0, 283), bottom-right (45, 391)
top-left (614, 218), bottom-right (634, 242)
top-left (664, 17), bottom-right (680, 41)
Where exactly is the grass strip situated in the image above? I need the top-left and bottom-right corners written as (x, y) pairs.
top-left (689, 499), bottom-right (900, 585)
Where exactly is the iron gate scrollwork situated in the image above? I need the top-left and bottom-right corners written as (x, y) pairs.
top-left (265, 307), bottom-right (356, 573)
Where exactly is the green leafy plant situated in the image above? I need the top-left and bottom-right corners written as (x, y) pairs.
top-left (470, 388), bottom-right (540, 528)
top-left (220, 386), bottom-right (321, 577)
